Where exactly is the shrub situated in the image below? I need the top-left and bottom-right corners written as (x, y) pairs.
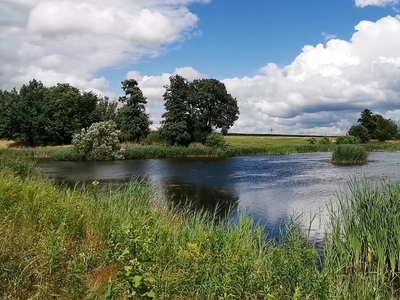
top-left (205, 133), bottom-right (227, 148)
top-left (307, 138), bottom-right (317, 144)
top-left (318, 137), bottom-right (331, 145)
top-left (331, 145), bottom-right (368, 164)
top-left (72, 121), bottom-right (125, 161)
top-left (336, 135), bottom-right (360, 145)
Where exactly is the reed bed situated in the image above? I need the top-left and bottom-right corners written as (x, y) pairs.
top-left (331, 144), bottom-right (368, 164)
top-left (325, 179), bottom-right (400, 298)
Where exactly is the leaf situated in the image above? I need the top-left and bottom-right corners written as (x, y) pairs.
top-left (133, 275), bottom-right (143, 287)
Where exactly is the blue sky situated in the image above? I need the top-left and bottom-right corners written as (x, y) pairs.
top-left (1, 0), bottom-right (400, 134)
top-left (100, 1), bottom-right (392, 89)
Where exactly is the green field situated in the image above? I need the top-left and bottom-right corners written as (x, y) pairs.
top-left (225, 135), bottom-right (314, 147)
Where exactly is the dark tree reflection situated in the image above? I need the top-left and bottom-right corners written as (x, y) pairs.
top-left (164, 179), bottom-right (239, 221)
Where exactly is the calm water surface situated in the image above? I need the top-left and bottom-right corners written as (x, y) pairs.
top-left (39, 151), bottom-right (400, 241)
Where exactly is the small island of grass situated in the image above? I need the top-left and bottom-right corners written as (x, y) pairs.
top-left (331, 144), bottom-right (368, 165)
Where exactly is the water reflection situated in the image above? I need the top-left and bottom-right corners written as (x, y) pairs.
top-left (39, 151), bottom-right (400, 242)
top-left (163, 178), bottom-right (239, 220)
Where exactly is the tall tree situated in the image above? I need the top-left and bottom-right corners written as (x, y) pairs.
top-left (160, 75), bottom-right (192, 146)
top-left (160, 76), bottom-right (239, 146)
top-left (116, 79), bottom-right (152, 142)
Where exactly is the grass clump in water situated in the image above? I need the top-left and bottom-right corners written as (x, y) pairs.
top-left (331, 144), bottom-right (368, 164)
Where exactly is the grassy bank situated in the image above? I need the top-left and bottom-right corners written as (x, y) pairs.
top-left (2, 136), bottom-right (400, 161)
top-left (3, 159), bottom-right (400, 298)
top-left (0, 159), bottom-right (329, 299)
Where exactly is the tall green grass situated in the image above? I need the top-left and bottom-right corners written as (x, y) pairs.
top-left (331, 144), bottom-right (368, 164)
top-left (325, 179), bottom-right (400, 298)
top-left (0, 160), bottom-right (328, 299)
top-left (4, 158), bottom-right (400, 298)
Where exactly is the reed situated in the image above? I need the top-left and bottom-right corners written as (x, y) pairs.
top-left (325, 179), bottom-right (400, 298)
top-left (331, 144), bottom-right (368, 164)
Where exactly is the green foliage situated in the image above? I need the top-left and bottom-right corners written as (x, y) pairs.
top-left (307, 137), bottom-right (317, 144)
top-left (0, 157), bottom-right (36, 178)
top-left (95, 96), bottom-right (117, 122)
top-left (318, 136), bottom-right (331, 144)
top-left (160, 121), bottom-right (191, 146)
top-left (0, 80), bottom-right (109, 146)
top-left (395, 131), bottom-right (400, 140)
top-left (348, 124), bottom-right (369, 143)
top-left (72, 121), bottom-right (125, 160)
top-left (116, 79), bottom-right (152, 142)
top-left (326, 180), bottom-right (400, 297)
top-left (144, 130), bottom-right (164, 145)
top-left (205, 132), bottom-right (227, 148)
top-left (356, 108), bottom-right (399, 141)
top-left (331, 145), bottom-right (368, 164)
top-left (160, 75), bottom-right (239, 146)
top-left (336, 135), bottom-right (360, 144)
top-left (44, 83), bottom-right (99, 144)
top-left (1, 80), bottom-right (49, 146)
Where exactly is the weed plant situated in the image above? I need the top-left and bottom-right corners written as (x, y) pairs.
top-left (331, 144), bottom-right (368, 164)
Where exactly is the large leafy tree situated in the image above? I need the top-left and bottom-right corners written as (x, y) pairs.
top-left (160, 76), bottom-right (239, 146)
top-left (45, 83), bottom-right (98, 144)
top-left (116, 79), bottom-right (152, 142)
top-left (354, 109), bottom-right (399, 142)
top-left (190, 78), bottom-right (239, 139)
top-left (5, 80), bottom-right (49, 146)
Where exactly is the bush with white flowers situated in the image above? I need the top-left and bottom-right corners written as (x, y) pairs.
top-left (72, 121), bottom-right (125, 160)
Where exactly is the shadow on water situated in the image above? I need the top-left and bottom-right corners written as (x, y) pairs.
top-left (163, 177), bottom-right (239, 221)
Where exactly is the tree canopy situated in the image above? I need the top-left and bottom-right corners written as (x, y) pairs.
top-left (350, 109), bottom-right (399, 142)
top-left (0, 80), bottom-right (117, 146)
top-left (160, 75), bottom-right (239, 146)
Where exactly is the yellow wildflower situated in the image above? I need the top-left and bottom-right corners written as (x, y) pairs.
top-left (187, 242), bottom-right (200, 259)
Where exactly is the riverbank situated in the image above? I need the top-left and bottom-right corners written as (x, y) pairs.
top-left (1, 142), bottom-right (400, 161)
top-left (2, 158), bottom-right (400, 299)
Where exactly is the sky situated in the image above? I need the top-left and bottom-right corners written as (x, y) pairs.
top-left (1, 0), bottom-right (400, 135)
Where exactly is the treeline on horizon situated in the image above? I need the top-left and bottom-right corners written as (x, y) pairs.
top-left (0, 75), bottom-right (239, 147)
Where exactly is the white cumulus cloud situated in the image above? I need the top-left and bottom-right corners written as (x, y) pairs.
top-left (128, 15), bottom-right (400, 135)
top-left (0, 0), bottom-right (206, 91)
top-left (355, 0), bottom-right (398, 7)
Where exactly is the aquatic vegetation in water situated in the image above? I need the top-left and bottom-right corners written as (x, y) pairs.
top-left (331, 144), bottom-right (368, 164)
